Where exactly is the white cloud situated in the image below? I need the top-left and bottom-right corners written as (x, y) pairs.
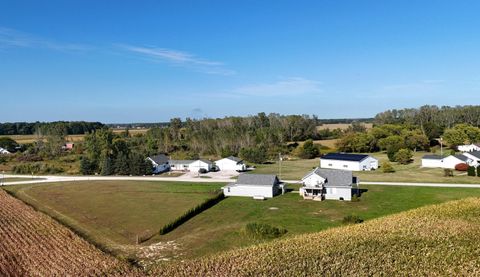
top-left (232, 77), bottom-right (322, 96)
top-left (117, 44), bottom-right (235, 75)
top-left (0, 27), bottom-right (90, 52)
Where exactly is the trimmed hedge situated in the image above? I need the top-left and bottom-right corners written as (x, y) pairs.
top-left (159, 192), bottom-right (225, 235)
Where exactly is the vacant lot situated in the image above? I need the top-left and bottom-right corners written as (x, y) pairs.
top-left (4, 181), bottom-right (223, 252)
top-left (253, 151), bottom-right (480, 183)
top-left (0, 189), bottom-right (139, 276)
top-left (155, 197), bottom-right (480, 276)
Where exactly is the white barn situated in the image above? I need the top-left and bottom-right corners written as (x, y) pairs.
top-left (458, 144), bottom-right (480, 152)
top-left (215, 156), bottom-right (246, 171)
top-left (300, 168), bottom-right (357, 201)
top-left (320, 153), bottom-right (378, 171)
top-left (146, 154), bottom-right (170, 174)
top-left (189, 159), bottom-right (213, 172)
top-left (421, 155), bottom-right (445, 168)
top-left (223, 174), bottom-right (285, 199)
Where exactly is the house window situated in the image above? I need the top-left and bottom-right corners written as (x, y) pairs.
top-left (328, 163), bottom-right (333, 166)
top-left (343, 165), bottom-right (348, 168)
top-left (227, 188), bottom-right (230, 192)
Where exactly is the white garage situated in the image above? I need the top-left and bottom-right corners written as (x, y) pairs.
top-left (320, 153), bottom-right (378, 171)
top-left (215, 156), bottom-right (246, 171)
top-left (189, 159), bottom-right (213, 172)
top-left (421, 155), bottom-right (445, 168)
top-left (223, 174), bottom-right (285, 199)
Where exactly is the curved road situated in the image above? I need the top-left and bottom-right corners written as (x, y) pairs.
top-left (2, 174), bottom-right (480, 188)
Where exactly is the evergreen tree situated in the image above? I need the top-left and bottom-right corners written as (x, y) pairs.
top-left (100, 156), bottom-right (114, 176)
top-left (467, 166), bottom-right (476, 176)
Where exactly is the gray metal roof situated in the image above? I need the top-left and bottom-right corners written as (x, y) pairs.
top-left (454, 154), bottom-right (469, 162)
top-left (422, 154), bottom-right (444, 160)
top-left (467, 151), bottom-right (480, 159)
top-left (169, 159), bottom-right (195, 165)
top-left (225, 156), bottom-right (243, 163)
top-left (198, 159), bottom-right (214, 165)
top-left (149, 154), bottom-right (169, 165)
top-left (308, 167), bottom-right (354, 188)
top-left (235, 174), bottom-right (279, 186)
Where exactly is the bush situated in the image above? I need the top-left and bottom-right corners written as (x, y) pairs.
top-left (351, 194), bottom-right (360, 202)
top-left (342, 215), bottom-right (364, 224)
top-left (382, 161), bottom-right (395, 173)
top-left (468, 166), bottom-right (476, 176)
top-left (159, 192), bottom-right (225, 235)
top-left (394, 149), bottom-right (413, 165)
top-left (444, 169), bottom-right (454, 177)
top-left (245, 222), bottom-right (287, 239)
top-left (455, 163), bottom-right (468, 171)
top-left (297, 139), bottom-right (320, 159)
top-left (477, 167), bottom-right (480, 177)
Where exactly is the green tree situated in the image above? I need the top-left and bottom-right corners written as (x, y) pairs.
top-left (468, 166), bottom-right (476, 176)
top-left (381, 161), bottom-right (395, 173)
top-left (239, 146), bottom-right (268, 164)
top-left (443, 128), bottom-right (468, 148)
top-left (114, 152), bottom-right (130, 175)
top-left (80, 157), bottom-right (96, 175)
top-left (477, 166), bottom-right (480, 177)
top-left (297, 139), bottom-right (319, 159)
top-left (394, 149), bottom-right (413, 164)
top-left (100, 156), bottom-right (114, 176)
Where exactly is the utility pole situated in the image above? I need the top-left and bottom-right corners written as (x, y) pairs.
top-left (440, 137), bottom-right (443, 156)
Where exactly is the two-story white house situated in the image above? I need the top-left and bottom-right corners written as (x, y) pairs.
top-left (300, 167), bottom-right (357, 201)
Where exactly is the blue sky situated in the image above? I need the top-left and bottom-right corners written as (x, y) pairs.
top-left (1, 1), bottom-right (480, 123)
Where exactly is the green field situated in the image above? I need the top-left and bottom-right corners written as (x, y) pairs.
top-left (253, 151), bottom-right (480, 183)
top-left (5, 181), bottom-right (480, 265)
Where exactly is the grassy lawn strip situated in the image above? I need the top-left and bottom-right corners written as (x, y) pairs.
top-left (148, 184), bottom-right (480, 260)
top-left (2, 181), bottom-right (224, 258)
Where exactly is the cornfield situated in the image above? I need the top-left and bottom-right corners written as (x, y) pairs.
top-left (0, 190), bottom-right (142, 276)
top-left (153, 197), bottom-right (480, 276)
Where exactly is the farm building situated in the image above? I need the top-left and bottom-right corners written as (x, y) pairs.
top-left (62, 143), bottom-right (75, 150)
top-left (458, 143), bottom-right (480, 152)
top-left (0, 147), bottom-right (11, 155)
top-left (421, 155), bottom-right (445, 168)
top-left (189, 159), bottom-right (214, 172)
top-left (462, 151), bottom-right (480, 167)
top-left (300, 168), bottom-right (357, 201)
top-left (146, 154), bottom-right (170, 174)
top-left (223, 174), bottom-right (285, 199)
top-left (215, 156), bottom-right (246, 171)
top-left (169, 160), bottom-right (195, 171)
top-left (320, 153), bottom-right (378, 171)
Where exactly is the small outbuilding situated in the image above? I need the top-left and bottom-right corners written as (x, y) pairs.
top-left (215, 156), bottom-right (247, 171)
top-left (421, 154), bottom-right (445, 168)
top-left (320, 153), bottom-right (378, 171)
top-left (146, 154), bottom-right (170, 174)
top-left (223, 174), bottom-right (285, 199)
top-left (300, 168), bottom-right (357, 201)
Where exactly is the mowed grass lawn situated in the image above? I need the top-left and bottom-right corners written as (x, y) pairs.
top-left (3, 181), bottom-right (223, 248)
top-left (150, 184), bottom-right (480, 260)
top-left (252, 151), bottom-right (480, 183)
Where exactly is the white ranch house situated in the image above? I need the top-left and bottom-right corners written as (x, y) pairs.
top-left (458, 143), bottom-right (480, 152)
top-left (300, 168), bottom-right (357, 201)
top-left (146, 154), bottom-right (170, 174)
top-left (320, 153), bottom-right (378, 171)
top-left (421, 154), bottom-right (472, 169)
top-left (215, 156), bottom-right (246, 171)
top-left (223, 174), bottom-right (285, 199)
top-left (169, 160), bottom-right (195, 171)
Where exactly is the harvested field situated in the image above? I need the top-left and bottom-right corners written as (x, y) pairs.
top-left (0, 189), bottom-right (141, 276)
top-left (153, 197), bottom-right (480, 276)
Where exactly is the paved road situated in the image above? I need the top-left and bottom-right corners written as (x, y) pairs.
top-left (2, 174), bottom-right (480, 188)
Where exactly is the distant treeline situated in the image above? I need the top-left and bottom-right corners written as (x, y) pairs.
top-left (106, 122), bottom-right (169, 129)
top-left (317, 118), bottom-right (374, 124)
top-left (0, 121), bottom-right (105, 135)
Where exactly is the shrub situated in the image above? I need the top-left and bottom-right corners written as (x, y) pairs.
top-left (342, 215), bottom-right (364, 224)
top-left (382, 161), bottom-right (395, 173)
top-left (455, 163), bottom-right (468, 171)
top-left (444, 169), bottom-right (454, 177)
top-left (394, 148), bottom-right (413, 165)
top-left (351, 194), bottom-right (360, 202)
top-left (245, 222), bottom-right (287, 239)
top-left (477, 167), bottom-right (480, 177)
top-left (159, 192), bottom-right (225, 235)
top-left (468, 166), bottom-right (476, 176)
top-left (297, 139), bottom-right (320, 159)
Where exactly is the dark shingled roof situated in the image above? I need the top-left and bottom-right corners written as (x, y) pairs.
top-left (310, 168), bottom-right (355, 188)
top-left (422, 154), bottom-right (444, 160)
top-left (225, 156), bottom-right (243, 163)
top-left (467, 151), bottom-right (480, 159)
top-left (235, 174), bottom-right (279, 186)
top-left (454, 155), bottom-right (469, 162)
top-left (149, 154), bottom-right (169, 165)
top-left (321, 153), bottom-right (371, 162)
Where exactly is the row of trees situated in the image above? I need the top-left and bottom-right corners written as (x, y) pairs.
top-left (442, 124), bottom-right (480, 148)
top-left (0, 121), bottom-right (104, 135)
top-left (374, 105), bottom-right (480, 139)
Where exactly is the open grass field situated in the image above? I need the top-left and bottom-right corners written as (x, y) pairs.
top-left (154, 197), bottom-right (480, 276)
top-left (0, 189), bottom-right (140, 276)
top-left (3, 181), bottom-right (223, 257)
top-left (5, 181), bottom-right (480, 267)
top-left (253, 151), bottom-right (480, 183)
